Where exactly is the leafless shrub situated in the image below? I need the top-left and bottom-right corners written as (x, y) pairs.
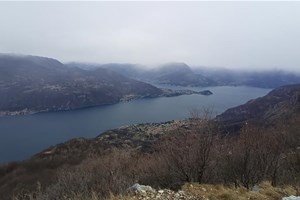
top-left (10, 111), bottom-right (300, 198)
top-left (219, 122), bottom-right (289, 189)
top-left (31, 148), bottom-right (137, 200)
top-left (136, 109), bottom-right (220, 189)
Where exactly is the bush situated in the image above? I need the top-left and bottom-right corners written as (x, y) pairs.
top-left (33, 149), bottom-right (137, 200)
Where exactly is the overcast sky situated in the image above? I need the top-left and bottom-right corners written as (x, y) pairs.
top-left (0, 1), bottom-right (300, 71)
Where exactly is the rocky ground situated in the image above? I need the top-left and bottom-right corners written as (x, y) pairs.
top-left (283, 196), bottom-right (300, 200)
top-left (115, 183), bottom-right (300, 200)
top-left (124, 184), bottom-right (202, 200)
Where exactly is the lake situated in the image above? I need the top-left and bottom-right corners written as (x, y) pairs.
top-left (0, 86), bottom-right (271, 163)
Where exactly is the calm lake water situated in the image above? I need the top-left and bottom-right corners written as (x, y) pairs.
top-left (0, 86), bottom-right (271, 163)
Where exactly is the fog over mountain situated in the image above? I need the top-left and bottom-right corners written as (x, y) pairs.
top-left (1, 1), bottom-right (300, 72)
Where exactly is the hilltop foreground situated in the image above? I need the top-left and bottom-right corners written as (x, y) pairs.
top-left (113, 182), bottom-right (299, 200)
top-left (1, 84), bottom-right (300, 200)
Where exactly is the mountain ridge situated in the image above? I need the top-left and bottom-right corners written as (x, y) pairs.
top-left (1, 83), bottom-right (300, 199)
top-left (0, 54), bottom-right (212, 116)
top-left (216, 83), bottom-right (300, 131)
top-left (0, 54), bottom-right (163, 116)
top-left (70, 62), bottom-right (300, 88)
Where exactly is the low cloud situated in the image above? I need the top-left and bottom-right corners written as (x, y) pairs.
top-left (0, 1), bottom-right (300, 71)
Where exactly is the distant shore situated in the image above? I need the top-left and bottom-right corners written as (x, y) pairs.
top-left (0, 89), bottom-right (213, 117)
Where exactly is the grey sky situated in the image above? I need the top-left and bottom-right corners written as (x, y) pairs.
top-left (0, 1), bottom-right (300, 71)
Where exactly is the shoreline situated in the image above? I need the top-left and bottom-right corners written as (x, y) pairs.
top-left (0, 89), bottom-right (213, 117)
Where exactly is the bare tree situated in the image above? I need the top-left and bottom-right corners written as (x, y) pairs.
top-left (154, 108), bottom-right (218, 186)
top-left (221, 122), bottom-right (288, 189)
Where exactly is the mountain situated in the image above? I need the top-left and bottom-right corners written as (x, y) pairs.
top-left (194, 67), bottom-right (300, 88)
top-left (144, 63), bottom-right (217, 86)
top-left (242, 71), bottom-right (300, 88)
top-left (0, 55), bottom-right (213, 116)
top-left (216, 84), bottom-right (300, 130)
top-left (66, 62), bottom-right (144, 79)
top-left (0, 54), bottom-right (164, 116)
top-left (69, 62), bottom-right (300, 89)
top-left (93, 63), bottom-right (144, 79)
top-left (1, 84), bottom-right (300, 199)
top-left (72, 62), bottom-right (218, 87)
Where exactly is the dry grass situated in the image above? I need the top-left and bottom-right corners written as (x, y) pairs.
top-left (110, 182), bottom-right (300, 200)
top-left (109, 195), bottom-right (138, 200)
top-left (182, 182), bottom-right (299, 200)
top-left (13, 182), bottom-right (299, 200)
top-left (9, 118), bottom-right (300, 200)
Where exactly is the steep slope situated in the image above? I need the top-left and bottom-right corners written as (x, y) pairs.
top-left (216, 84), bottom-right (300, 129)
top-left (0, 54), bottom-right (163, 116)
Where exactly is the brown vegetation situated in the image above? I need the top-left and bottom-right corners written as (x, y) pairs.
top-left (2, 112), bottom-right (300, 200)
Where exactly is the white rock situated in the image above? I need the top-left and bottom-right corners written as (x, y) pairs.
top-left (158, 190), bottom-right (164, 194)
top-left (178, 190), bottom-right (185, 195)
top-left (128, 183), bottom-right (155, 194)
top-left (252, 185), bottom-right (260, 192)
top-left (282, 196), bottom-right (300, 200)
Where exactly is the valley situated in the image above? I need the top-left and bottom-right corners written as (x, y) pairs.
top-left (0, 85), bottom-right (270, 163)
top-left (0, 84), bottom-right (299, 200)
top-left (1, 2), bottom-right (300, 199)
top-left (0, 55), bottom-right (299, 200)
